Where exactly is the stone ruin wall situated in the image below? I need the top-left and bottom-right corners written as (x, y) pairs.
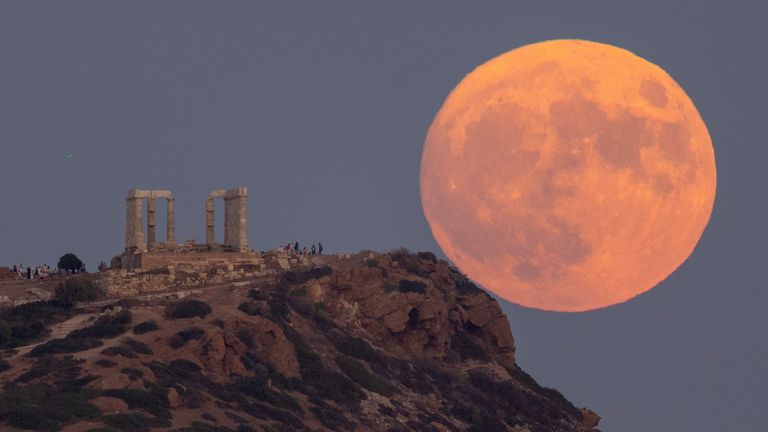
top-left (100, 251), bottom-right (306, 297)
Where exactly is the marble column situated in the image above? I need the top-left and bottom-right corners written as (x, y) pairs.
top-left (125, 196), bottom-right (145, 251)
top-left (166, 197), bottom-right (176, 244)
top-left (146, 198), bottom-right (157, 248)
top-left (206, 197), bottom-right (215, 244)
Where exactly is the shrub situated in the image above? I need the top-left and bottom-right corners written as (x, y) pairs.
top-left (169, 326), bottom-right (205, 349)
top-left (236, 329), bottom-right (255, 348)
top-left (453, 274), bottom-right (485, 296)
top-left (68, 310), bottom-right (132, 339)
top-left (237, 302), bottom-right (261, 316)
top-left (335, 355), bottom-right (397, 396)
top-left (235, 376), bottom-right (303, 413)
top-left (95, 358), bottom-right (116, 368)
top-left (284, 327), bottom-right (365, 406)
top-left (398, 279), bottom-right (426, 294)
top-left (416, 251), bottom-right (438, 263)
top-left (54, 276), bottom-right (103, 307)
top-left (121, 367), bottom-right (144, 381)
top-left (390, 248), bottom-right (430, 277)
top-left (1, 301), bottom-right (71, 346)
top-left (57, 253), bottom-right (83, 272)
top-left (327, 330), bottom-right (382, 366)
top-left (101, 413), bottom-right (171, 432)
top-left (102, 387), bottom-right (171, 418)
top-left (132, 320), bottom-right (158, 335)
top-left (165, 300), bottom-right (211, 319)
top-left (247, 289), bottom-right (268, 301)
top-left (310, 405), bottom-right (355, 431)
top-left (121, 337), bottom-right (153, 355)
top-left (0, 319), bottom-right (11, 344)
top-left (450, 331), bottom-right (490, 362)
top-left (100, 345), bottom-right (137, 359)
top-left (29, 337), bottom-right (103, 357)
top-left (280, 266), bottom-right (333, 285)
top-left (289, 287), bottom-right (308, 297)
top-left (0, 386), bottom-right (100, 431)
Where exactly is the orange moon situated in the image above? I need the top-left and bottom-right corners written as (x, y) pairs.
top-left (420, 40), bottom-right (716, 312)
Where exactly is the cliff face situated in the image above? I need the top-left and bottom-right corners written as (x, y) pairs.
top-left (0, 250), bottom-right (599, 432)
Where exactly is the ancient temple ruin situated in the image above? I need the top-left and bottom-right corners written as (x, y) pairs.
top-left (113, 187), bottom-right (254, 272)
top-left (125, 189), bottom-right (176, 252)
top-left (100, 186), bottom-right (333, 296)
top-left (205, 187), bottom-right (248, 252)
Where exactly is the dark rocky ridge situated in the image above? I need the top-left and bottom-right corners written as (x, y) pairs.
top-left (0, 250), bottom-right (599, 431)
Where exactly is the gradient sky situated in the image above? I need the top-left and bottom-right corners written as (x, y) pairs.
top-left (1, 2), bottom-right (766, 430)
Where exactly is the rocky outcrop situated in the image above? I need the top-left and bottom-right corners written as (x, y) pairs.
top-left (194, 317), bottom-right (299, 378)
top-left (0, 249), bottom-right (597, 432)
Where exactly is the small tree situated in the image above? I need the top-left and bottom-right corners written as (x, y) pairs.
top-left (58, 253), bottom-right (84, 272)
top-left (55, 276), bottom-right (103, 307)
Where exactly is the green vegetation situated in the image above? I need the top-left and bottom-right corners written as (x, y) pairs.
top-left (0, 385), bottom-right (100, 431)
top-left (237, 302), bottom-right (262, 316)
top-left (53, 276), bottom-right (103, 307)
top-left (450, 330), bottom-right (491, 362)
top-left (57, 253), bottom-right (83, 272)
top-left (327, 329), bottom-right (383, 366)
top-left (398, 279), bottom-right (427, 294)
top-left (132, 320), bottom-right (158, 335)
top-left (235, 376), bottom-right (303, 413)
top-left (121, 337), bottom-right (153, 355)
top-left (280, 266), bottom-right (333, 285)
top-left (165, 300), bottom-right (212, 319)
top-left (102, 387), bottom-right (171, 418)
top-left (68, 310), bottom-right (131, 340)
top-left (29, 337), bottom-right (102, 357)
top-left (0, 301), bottom-right (71, 347)
top-left (0, 319), bottom-right (11, 344)
top-left (335, 355), bottom-right (397, 396)
top-left (120, 367), bottom-right (143, 380)
top-left (169, 326), bottom-right (205, 349)
top-left (416, 251), bottom-right (438, 263)
top-left (101, 413), bottom-right (170, 432)
top-left (453, 273), bottom-right (485, 296)
top-left (94, 358), bottom-right (115, 368)
top-left (289, 287), bottom-right (308, 297)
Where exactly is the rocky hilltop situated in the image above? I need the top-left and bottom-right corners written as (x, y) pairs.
top-left (0, 250), bottom-right (599, 431)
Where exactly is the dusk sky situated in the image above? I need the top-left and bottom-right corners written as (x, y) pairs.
top-left (1, 2), bottom-right (766, 430)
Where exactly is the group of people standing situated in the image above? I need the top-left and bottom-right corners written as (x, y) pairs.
top-left (11, 264), bottom-right (59, 281)
top-left (284, 242), bottom-right (324, 256)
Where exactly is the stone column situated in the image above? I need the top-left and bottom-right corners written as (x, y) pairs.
top-left (223, 187), bottom-right (248, 252)
top-left (206, 197), bottom-right (215, 244)
top-left (125, 194), bottom-right (145, 251)
top-left (224, 196), bottom-right (234, 247)
top-left (146, 197), bottom-right (157, 248)
top-left (166, 197), bottom-right (176, 244)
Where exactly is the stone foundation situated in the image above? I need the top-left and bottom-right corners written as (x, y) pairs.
top-left (101, 250), bottom-right (309, 297)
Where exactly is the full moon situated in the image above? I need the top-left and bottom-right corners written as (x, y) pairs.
top-left (420, 40), bottom-right (716, 312)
